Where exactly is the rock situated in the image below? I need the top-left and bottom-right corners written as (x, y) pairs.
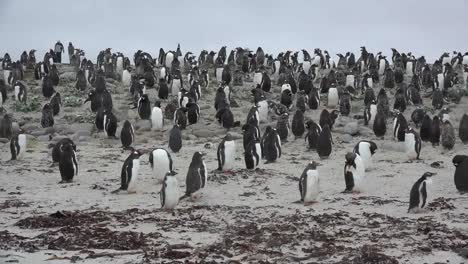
top-left (22, 124), bottom-right (41, 133)
top-left (359, 126), bottom-right (373, 137)
top-left (45, 127), bottom-right (55, 134)
top-left (79, 136), bottom-right (90, 142)
top-left (192, 128), bottom-right (224, 138)
top-left (135, 120), bottom-right (152, 131)
top-left (341, 134), bottom-right (353, 143)
top-left (188, 134), bottom-right (198, 140)
top-left (37, 135), bottom-right (50, 142)
top-left (0, 138), bottom-right (10, 143)
top-left (60, 72), bottom-right (76, 81)
top-left (200, 104), bottom-right (211, 110)
top-left (75, 130), bottom-right (91, 137)
top-left (229, 132), bottom-right (243, 140)
top-left (31, 129), bottom-right (46, 137)
top-left (343, 122), bottom-right (359, 136)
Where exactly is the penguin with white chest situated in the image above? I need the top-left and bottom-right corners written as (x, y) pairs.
top-left (103, 110), bottom-right (118, 137)
top-left (149, 148), bottom-right (174, 183)
top-left (343, 152), bottom-right (365, 193)
top-left (408, 172), bottom-right (435, 213)
top-left (405, 128), bottom-right (421, 160)
top-left (327, 87), bottom-right (339, 108)
top-left (217, 133), bottom-right (236, 172)
top-left (151, 101), bottom-right (164, 130)
top-left (262, 126), bottom-right (281, 163)
top-left (14, 81), bottom-right (27, 103)
top-left (393, 112), bottom-right (408, 141)
top-left (120, 120), bottom-right (134, 149)
top-left (52, 138), bottom-right (76, 164)
top-left (113, 150), bottom-right (143, 193)
top-left (299, 161), bottom-right (320, 204)
top-left (138, 94), bottom-right (151, 120)
top-left (10, 133), bottom-right (27, 160)
top-left (181, 152), bottom-right (207, 201)
top-left (160, 172), bottom-right (179, 210)
top-left (59, 143), bottom-right (78, 183)
top-left (353, 140), bottom-right (377, 171)
top-left (168, 124), bottom-right (182, 152)
top-left (244, 140), bottom-right (260, 170)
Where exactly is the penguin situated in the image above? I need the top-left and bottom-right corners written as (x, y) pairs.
top-left (408, 172), bottom-right (435, 213)
top-left (137, 94), bottom-right (151, 120)
top-left (149, 148), bottom-right (174, 183)
top-left (42, 74), bottom-right (55, 98)
top-left (120, 120), bottom-right (134, 149)
top-left (393, 88), bottom-right (407, 112)
top-left (122, 67), bottom-right (131, 87)
top-left (52, 138), bottom-right (76, 163)
top-left (114, 150), bottom-right (143, 193)
top-left (430, 116), bottom-right (441, 146)
top-left (84, 89), bottom-right (100, 112)
top-left (420, 114), bottom-right (432, 142)
top-left (308, 86), bottom-right (320, 110)
top-left (103, 110), bottom-right (117, 137)
top-left (453, 155), bottom-right (468, 192)
top-left (174, 107), bottom-right (188, 129)
top-left (76, 69), bottom-right (87, 91)
top-left (339, 90), bottom-right (351, 116)
top-left (393, 112), bottom-right (408, 141)
top-left (364, 100), bottom-right (377, 126)
top-left (14, 81), bottom-right (27, 103)
top-left (0, 80), bottom-right (6, 106)
top-left (263, 126), bottom-right (281, 163)
top-left (217, 133), bottom-right (236, 172)
top-left (178, 90), bottom-right (190, 108)
top-left (181, 152), bottom-right (207, 200)
top-left (441, 119), bottom-right (455, 150)
top-left (95, 107), bottom-right (106, 130)
top-left (168, 124), bottom-right (182, 152)
top-left (244, 140), bottom-right (260, 170)
top-left (343, 152), bottom-right (365, 193)
top-left (432, 88), bottom-right (444, 109)
top-left (411, 108), bottom-right (425, 128)
top-left (319, 109), bottom-right (339, 130)
top-left (41, 103), bottom-right (54, 128)
top-left (405, 128), bottom-right (422, 160)
top-left (373, 110), bottom-right (386, 138)
top-left (246, 106), bottom-right (260, 127)
top-left (305, 120), bottom-right (321, 150)
top-left (260, 72), bottom-right (271, 92)
top-left (280, 89), bottom-right (293, 109)
top-left (317, 124), bottom-right (332, 159)
top-left (296, 90), bottom-right (308, 113)
top-left (10, 133), bottom-right (27, 160)
top-left (276, 113), bottom-right (290, 141)
top-left (459, 114), bottom-right (468, 143)
top-left (327, 87), bottom-right (339, 108)
top-left (377, 88), bottom-right (390, 119)
top-left (216, 106), bottom-right (240, 129)
top-left (242, 121), bottom-right (260, 151)
top-left (221, 65), bottom-right (232, 85)
top-left (151, 101), bottom-right (164, 131)
top-left (353, 140), bottom-right (377, 171)
top-left (186, 101), bottom-right (200, 125)
top-left (58, 143), bottom-right (78, 183)
top-left (291, 110), bottom-right (305, 139)
top-left (158, 78), bottom-right (169, 100)
top-left (299, 161), bottom-right (320, 204)
top-left (49, 92), bottom-right (62, 116)
top-left (257, 98), bottom-right (269, 123)
top-left (160, 172), bottom-right (179, 210)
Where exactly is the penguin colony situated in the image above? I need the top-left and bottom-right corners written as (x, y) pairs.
top-left (1, 45), bottom-right (468, 217)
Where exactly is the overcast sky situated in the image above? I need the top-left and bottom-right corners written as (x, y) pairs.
top-left (0, 0), bottom-right (466, 63)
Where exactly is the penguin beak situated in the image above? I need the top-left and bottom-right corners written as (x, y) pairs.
top-left (84, 98), bottom-right (89, 103)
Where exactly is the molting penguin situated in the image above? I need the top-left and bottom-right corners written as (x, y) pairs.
top-left (49, 92), bottom-right (62, 116)
top-left (372, 110), bottom-right (386, 138)
top-left (14, 81), bottom-right (27, 103)
top-left (244, 140), bottom-right (260, 170)
top-left (305, 120), bottom-right (321, 150)
top-left (151, 101), bottom-right (164, 130)
top-left (343, 152), bottom-right (365, 193)
top-left (317, 124), bottom-right (332, 159)
top-left (120, 120), bottom-right (134, 149)
top-left (377, 88), bottom-right (390, 119)
top-left (408, 172), bottom-right (435, 213)
top-left (181, 152), bottom-right (207, 200)
top-left (186, 101), bottom-right (200, 125)
top-left (59, 143), bottom-right (78, 183)
top-left (217, 133), bottom-right (236, 172)
top-left (411, 108), bottom-right (425, 128)
top-left (41, 103), bottom-right (54, 128)
top-left (353, 140), bottom-right (377, 171)
top-left (138, 94), bottom-right (151, 120)
top-left (114, 150), bottom-right (143, 193)
top-left (158, 78), bottom-right (169, 100)
top-left (308, 86), bottom-right (320, 110)
top-left (103, 110), bottom-right (118, 137)
top-left (160, 172), bottom-right (179, 210)
top-left (168, 124), bottom-right (182, 152)
top-left (420, 114), bottom-right (432, 142)
top-left (280, 89), bottom-right (293, 109)
top-left (393, 112), bottom-right (408, 141)
top-left (52, 138), bottom-right (76, 163)
top-left (393, 88), bottom-right (407, 112)
top-left (149, 148), bottom-right (174, 183)
top-left (441, 118), bottom-right (455, 150)
top-left (174, 107), bottom-right (188, 129)
top-left (432, 88), bottom-right (444, 109)
top-left (405, 128), bottom-right (422, 160)
top-left (263, 126), bottom-right (281, 163)
top-left (339, 90), bottom-right (351, 116)
top-left (291, 110), bottom-right (305, 139)
top-left (453, 155), bottom-right (468, 192)
top-left (459, 114), bottom-right (468, 143)
top-left (296, 90), bottom-right (308, 113)
top-left (276, 113), bottom-right (290, 141)
top-left (319, 109), bottom-right (339, 130)
top-left (299, 161), bottom-right (320, 204)
top-left (10, 133), bottom-right (27, 160)
top-left (42, 74), bottom-right (55, 98)
top-left (430, 116), bottom-right (441, 146)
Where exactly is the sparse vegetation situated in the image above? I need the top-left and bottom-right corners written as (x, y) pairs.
top-left (63, 95), bottom-right (83, 107)
top-left (15, 97), bottom-right (41, 112)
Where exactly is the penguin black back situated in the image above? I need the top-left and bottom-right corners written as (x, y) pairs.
top-left (169, 125), bottom-right (182, 152)
top-left (373, 110), bottom-right (387, 138)
top-left (420, 114), bottom-right (432, 142)
top-left (453, 155), bottom-right (468, 192)
top-left (305, 120), bottom-right (321, 150)
top-left (49, 92), bottom-right (62, 116)
top-left (120, 120), bottom-right (134, 148)
top-left (59, 143), bottom-right (78, 183)
top-left (430, 116), bottom-right (441, 146)
top-left (459, 114), bottom-right (468, 144)
top-left (41, 103), bottom-right (54, 128)
top-left (138, 94), bottom-right (151, 120)
top-left (317, 124), bottom-right (332, 159)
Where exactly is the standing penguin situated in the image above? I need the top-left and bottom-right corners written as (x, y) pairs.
top-left (280, 89), bottom-right (293, 109)
top-left (339, 90), bottom-right (351, 116)
top-left (158, 78), bottom-right (169, 100)
top-left (411, 108), bottom-right (425, 128)
top-left (393, 88), bottom-right (407, 112)
top-left (441, 119), bottom-right (455, 150)
top-left (319, 109), bottom-right (339, 130)
top-left (58, 143), bottom-right (78, 183)
top-left (420, 114), bottom-right (432, 142)
top-left (291, 110), bottom-right (305, 139)
top-left (244, 140), bottom-right (260, 170)
top-left (114, 150), bottom-right (143, 193)
top-left (10, 133), bottom-right (27, 160)
top-left (0, 80), bottom-right (6, 106)
top-left (364, 100), bottom-right (377, 126)
top-left (174, 107), bottom-right (188, 129)
top-left (103, 110), bottom-right (118, 137)
top-left (52, 138), bottom-right (76, 163)
top-left (14, 81), bottom-right (27, 103)
top-left (430, 116), bottom-right (441, 146)
top-left (257, 98), bottom-right (269, 123)
top-left (305, 120), bottom-right (321, 150)
top-left (49, 92), bottom-right (62, 116)
top-left (160, 172), bottom-right (179, 210)
top-left (327, 87), bottom-right (339, 108)
top-left (168, 124), bottom-right (182, 152)
top-left (276, 113), bottom-right (290, 141)
top-left (343, 152), bottom-right (366, 193)
top-left (151, 101), bottom-right (164, 130)
top-left (308, 86), bottom-right (320, 110)
top-left (453, 155), bottom-right (468, 192)
top-left (393, 112), bottom-right (408, 141)
top-left (149, 148), bottom-right (174, 183)
top-left (317, 124), bottom-right (332, 159)
top-left (353, 140), bottom-right (377, 171)
top-left (405, 128), bottom-right (422, 160)
top-left (42, 74), bottom-right (55, 98)
top-left (458, 114), bottom-right (468, 144)
top-left (296, 90), bottom-right (308, 113)
top-left (263, 126), bottom-right (281, 163)
top-left (373, 110), bottom-right (387, 138)
top-left (299, 161), bottom-right (320, 204)
top-left (186, 101), bottom-right (200, 125)
top-left (41, 103), bottom-right (54, 128)
top-left (138, 94), bottom-right (151, 120)
top-left (120, 120), bottom-right (134, 149)
top-left (408, 172), bottom-right (435, 213)
top-left (122, 67), bottom-right (131, 87)
top-left (181, 152), bottom-right (207, 200)
top-left (217, 134), bottom-right (236, 172)
top-left (432, 88), bottom-right (444, 109)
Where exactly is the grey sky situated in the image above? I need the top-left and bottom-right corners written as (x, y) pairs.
top-left (1, 0), bottom-right (466, 63)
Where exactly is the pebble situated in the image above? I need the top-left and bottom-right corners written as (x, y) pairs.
top-left (343, 122), bottom-right (359, 136)
top-left (31, 129), bottom-right (46, 137)
top-left (37, 135), bottom-right (50, 142)
top-left (0, 138), bottom-right (10, 143)
top-left (341, 134), bottom-right (354, 143)
top-left (59, 72), bottom-right (76, 81)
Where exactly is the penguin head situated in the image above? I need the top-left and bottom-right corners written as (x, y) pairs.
top-left (154, 100), bottom-right (161, 108)
top-left (452, 155), bottom-right (468, 167)
top-left (345, 152), bottom-right (357, 167)
top-left (84, 90), bottom-right (96, 103)
top-left (306, 161), bottom-right (319, 170)
top-left (224, 133), bottom-right (233, 141)
top-left (330, 110), bottom-right (340, 120)
top-left (422, 172), bottom-right (436, 179)
top-left (131, 149), bottom-right (143, 158)
top-left (192, 151), bottom-right (206, 162)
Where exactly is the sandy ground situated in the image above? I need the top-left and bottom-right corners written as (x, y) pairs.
top-left (0, 63), bottom-right (467, 263)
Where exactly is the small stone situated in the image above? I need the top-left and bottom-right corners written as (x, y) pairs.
top-left (343, 122), bottom-right (359, 136)
top-left (341, 134), bottom-right (353, 143)
top-left (0, 138), bottom-right (10, 143)
top-left (37, 135), bottom-right (50, 142)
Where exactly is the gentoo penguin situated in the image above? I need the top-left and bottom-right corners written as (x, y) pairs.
top-left (76, 69), bottom-right (87, 91)
top-left (276, 113), bottom-right (290, 141)
top-left (103, 110), bottom-right (118, 137)
top-left (149, 148), bottom-right (174, 183)
top-left (84, 89), bottom-right (100, 112)
top-left (181, 152), bottom-right (207, 200)
top-left (319, 109), bottom-right (339, 130)
top-left (299, 161), bottom-right (320, 204)
top-left (308, 85), bottom-right (320, 110)
top-left (174, 107), bottom-right (188, 129)
top-left (364, 100), bottom-right (377, 126)
top-left (420, 114), bottom-right (432, 142)
top-left (217, 133), bottom-right (236, 172)
top-left (260, 72), bottom-right (271, 92)
top-left (120, 120), bottom-right (134, 149)
top-left (122, 67), bottom-right (131, 87)
top-left (393, 112), bottom-right (408, 141)
top-left (246, 106), bottom-right (260, 127)
top-left (343, 152), bottom-right (365, 193)
top-left (305, 120), bottom-right (321, 150)
top-left (327, 87), bottom-right (339, 108)
top-left (432, 88), bottom-right (444, 109)
top-left (408, 172), bottom-right (435, 213)
top-left (459, 114), bottom-right (468, 143)
top-left (151, 101), bottom-right (164, 130)
top-left (138, 94), bottom-right (151, 120)
top-left (10, 133), bottom-right (27, 160)
top-left (280, 89), bottom-right (293, 109)
top-left (373, 110), bottom-right (386, 138)
top-left (242, 121), bottom-right (260, 151)
top-left (339, 90), bottom-right (351, 116)
top-left (160, 172), bottom-right (179, 210)
top-left (244, 140), bottom-right (260, 170)
top-left (262, 126), bottom-right (281, 163)
top-left (405, 128), bottom-right (422, 160)
top-left (59, 143), bottom-right (78, 183)
top-left (168, 124), bottom-right (182, 152)
top-left (353, 140), bottom-right (377, 171)
top-left (377, 88), bottom-right (390, 119)
top-left (41, 103), bottom-right (54, 128)
top-left (296, 91), bottom-right (308, 113)
top-left (52, 138), bottom-right (76, 163)
top-left (430, 116), bottom-right (441, 146)
top-left (158, 78), bottom-right (169, 100)
top-left (186, 101), bottom-right (200, 125)
top-left (14, 81), bottom-right (27, 103)
top-left (411, 108), bottom-right (425, 128)
top-left (363, 87), bottom-right (375, 107)
top-left (114, 150), bottom-right (143, 193)
top-left (317, 124), bottom-right (332, 159)
top-left (291, 110), bottom-right (305, 139)
top-left (453, 155), bottom-right (468, 192)
top-left (257, 97), bottom-right (269, 123)
top-left (393, 88), bottom-right (407, 112)
top-left (42, 74), bottom-right (55, 98)
top-left (441, 119), bottom-right (455, 150)
top-left (49, 92), bottom-right (62, 116)
top-left (216, 106), bottom-right (240, 129)
top-left (0, 80), bottom-right (7, 106)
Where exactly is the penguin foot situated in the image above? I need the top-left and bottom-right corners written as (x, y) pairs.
top-left (58, 180), bottom-right (72, 184)
top-left (304, 201), bottom-right (318, 206)
top-left (292, 200), bottom-right (302, 204)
